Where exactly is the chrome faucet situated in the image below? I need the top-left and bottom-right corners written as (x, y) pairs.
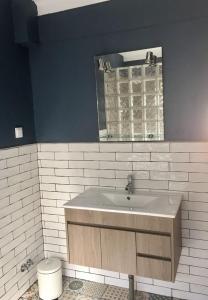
top-left (125, 174), bottom-right (133, 194)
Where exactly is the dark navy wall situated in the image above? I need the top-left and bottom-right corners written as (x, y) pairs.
top-left (30, 0), bottom-right (208, 142)
top-left (0, 0), bottom-right (36, 149)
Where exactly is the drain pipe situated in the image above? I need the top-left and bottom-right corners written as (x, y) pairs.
top-left (128, 275), bottom-right (135, 300)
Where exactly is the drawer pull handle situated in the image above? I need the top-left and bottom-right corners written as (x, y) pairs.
top-left (137, 253), bottom-right (171, 261)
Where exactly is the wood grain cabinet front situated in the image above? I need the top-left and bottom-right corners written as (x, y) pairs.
top-left (65, 208), bottom-right (181, 282)
top-left (68, 224), bottom-right (101, 268)
top-left (137, 257), bottom-right (172, 281)
top-left (136, 233), bottom-right (171, 258)
top-left (136, 232), bottom-right (172, 280)
top-left (101, 228), bottom-right (136, 275)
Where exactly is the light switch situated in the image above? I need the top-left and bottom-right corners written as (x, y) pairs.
top-left (15, 127), bottom-right (23, 139)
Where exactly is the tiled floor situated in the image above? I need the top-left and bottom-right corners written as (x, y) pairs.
top-left (19, 277), bottom-right (180, 300)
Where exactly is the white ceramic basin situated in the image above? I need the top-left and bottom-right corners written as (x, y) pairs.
top-left (63, 188), bottom-right (181, 218)
top-left (102, 192), bottom-right (157, 208)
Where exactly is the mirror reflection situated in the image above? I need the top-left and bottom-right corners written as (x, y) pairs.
top-left (95, 47), bottom-right (164, 141)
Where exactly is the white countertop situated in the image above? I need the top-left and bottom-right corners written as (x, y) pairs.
top-left (63, 188), bottom-right (182, 218)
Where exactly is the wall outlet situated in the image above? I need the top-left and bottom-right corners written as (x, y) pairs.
top-left (15, 127), bottom-right (23, 139)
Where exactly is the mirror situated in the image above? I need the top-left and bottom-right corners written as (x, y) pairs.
top-left (95, 47), bottom-right (164, 141)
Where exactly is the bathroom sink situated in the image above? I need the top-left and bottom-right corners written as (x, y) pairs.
top-left (102, 192), bottom-right (157, 208)
top-left (63, 188), bottom-right (181, 218)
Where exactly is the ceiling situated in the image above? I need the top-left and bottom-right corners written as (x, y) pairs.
top-left (33, 0), bottom-right (110, 16)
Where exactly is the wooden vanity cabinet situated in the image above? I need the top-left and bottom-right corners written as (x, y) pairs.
top-left (65, 208), bottom-right (181, 282)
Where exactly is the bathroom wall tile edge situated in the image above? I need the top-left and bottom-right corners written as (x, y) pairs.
top-left (0, 144), bottom-right (44, 300)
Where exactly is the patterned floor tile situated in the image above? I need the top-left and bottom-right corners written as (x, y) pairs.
top-left (101, 285), bottom-right (129, 300)
top-left (59, 290), bottom-right (79, 300)
top-left (19, 281), bottom-right (39, 300)
top-left (60, 290), bottom-right (95, 300)
top-left (20, 276), bottom-right (181, 300)
top-left (135, 291), bottom-right (150, 300)
top-left (64, 277), bottom-right (107, 298)
top-left (77, 280), bottom-right (107, 298)
top-left (76, 295), bottom-right (97, 300)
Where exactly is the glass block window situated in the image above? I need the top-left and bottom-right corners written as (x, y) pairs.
top-left (104, 63), bottom-right (164, 141)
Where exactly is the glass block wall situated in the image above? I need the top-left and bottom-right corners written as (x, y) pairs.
top-left (104, 63), bottom-right (164, 141)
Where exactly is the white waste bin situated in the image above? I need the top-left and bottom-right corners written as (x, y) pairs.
top-left (37, 258), bottom-right (62, 300)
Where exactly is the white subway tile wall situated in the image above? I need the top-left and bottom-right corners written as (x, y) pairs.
top-left (0, 144), bottom-right (44, 300)
top-left (38, 142), bottom-right (208, 300)
top-left (2, 142), bottom-right (208, 300)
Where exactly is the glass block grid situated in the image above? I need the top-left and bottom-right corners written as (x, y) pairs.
top-left (103, 63), bottom-right (164, 141)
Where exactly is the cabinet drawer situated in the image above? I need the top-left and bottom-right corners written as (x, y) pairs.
top-left (137, 257), bottom-right (171, 281)
top-left (136, 233), bottom-right (171, 258)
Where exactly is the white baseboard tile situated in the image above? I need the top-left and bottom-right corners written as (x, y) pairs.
top-left (63, 268), bottom-right (76, 278)
top-left (104, 276), bottom-right (129, 288)
top-left (136, 276), bottom-right (154, 285)
top-left (153, 279), bottom-right (190, 291)
top-left (76, 271), bottom-right (104, 283)
top-left (172, 289), bottom-right (208, 300)
top-left (69, 264), bottom-right (90, 273)
top-left (89, 267), bottom-right (119, 278)
top-left (136, 282), bottom-right (171, 297)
